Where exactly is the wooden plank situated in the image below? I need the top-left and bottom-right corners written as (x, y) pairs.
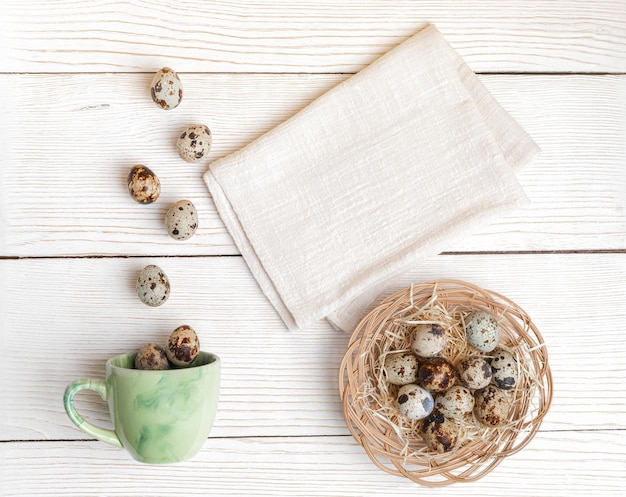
top-left (1, 74), bottom-right (624, 257)
top-left (2, 253), bottom-right (625, 441)
top-left (3, 0), bottom-right (625, 73)
top-left (3, 432), bottom-right (626, 496)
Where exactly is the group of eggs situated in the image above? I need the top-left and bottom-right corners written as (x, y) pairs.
top-left (133, 263), bottom-right (202, 370)
top-left (126, 67), bottom-right (213, 241)
top-left (127, 68), bottom-right (206, 369)
top-left (133, 263), bottom-right (201, 370)
top-left (135, 325), bottom-right (200, 370)
top-left (382, 311), bottom-right (519, 453)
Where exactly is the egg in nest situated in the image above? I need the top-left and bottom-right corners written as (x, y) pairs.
top-left (418, 357), bottom-right (457, 393)
top-left (395, 384), bottom-right (434, 421)
top-left (465, 311), bottom-right (500, 352)
top-left (411, 323), bottom-right (447, 357)
top-left (434, 385), bottom-right (474, 420)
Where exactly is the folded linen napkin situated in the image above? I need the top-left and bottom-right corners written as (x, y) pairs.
top-left (204, 24), bottom-right (539, 332)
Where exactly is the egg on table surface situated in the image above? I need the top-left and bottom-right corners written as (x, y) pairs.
top-left (176, 125), bottom-right (212, 162)
top-left (474, 385), bottom-right (511, 427)
top-left (490, 350), bottom-right (520, 390)
top-left (166, 325), bottom-right (200, 367)
top-left (383, 351), bottom-right (419, 385)
top-left (395, 384), bottom-right (434, 421)
top-left (434, 385), bottom-right (474, 420)
top-left (465, 311), bottom-right (500, 352)
top-left (127, 165), bottom-right (161, 204)
top-left (420, 411), bottom-right (459, 453)
top-left (418, 357), bottom-right (457, 393)
top-left (150, 67), bottom-right (183, 110)
top-left (411, 323), bottom-right (447, 357)
top-left (457, 356), bottom-right (492, 390)
top-left (135, 343), bottom-right (170, 370)
top-left (165, 199), bottom-right (198, 240)
top-left (136, 264), bottom-right (170, 307)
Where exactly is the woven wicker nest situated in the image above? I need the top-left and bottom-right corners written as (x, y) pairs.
top-left (339, 279), bottom-right (553, 486)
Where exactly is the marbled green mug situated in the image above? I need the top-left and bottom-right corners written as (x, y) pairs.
top-left (64, 351), bottom-right (220, 464)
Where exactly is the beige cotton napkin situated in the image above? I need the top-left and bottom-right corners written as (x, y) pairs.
top-left (204, 24), bottom-right (539, 332)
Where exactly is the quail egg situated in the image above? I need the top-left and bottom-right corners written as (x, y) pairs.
top-left (420, 412), bottom-right (459, 453)
top-left (457, 356), bottom-right (492, 390)
top-left (395, 384), bottom-right (434, 421)
top-left (465, 311), bottom-right (500, 352)
top-left (136, 264), bottom-right (170, 307)
top-left (418, 357), bottom-right (457, 393)
top-left (150, 67), bottom-right (183, 110)
top-left (127, 165), bottom-right (161, 204)
top-left (166, 325), bottom-right (200, 367)
top-left (165, 199), bottom-right (198, 240)
top-left (474, 385), bottom-right (511, 427)
top-left (135, 343), bottom-right (170, 370)
top-left (434, 385), bottom-right (475, 420)
top-left (176, 125), bottom-right (212, 162)
top-left (411, 323), bottom-right (447, 357)
top-left (383, 351), bottom-right (419, 385)
top-left (490, 350), bottom-right (519, 391)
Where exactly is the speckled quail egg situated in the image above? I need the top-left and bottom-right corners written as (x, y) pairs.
top-left (474, 385), bottom-right (511, 427)
top-left (383, 351), bottom-right (419, 385)
top-left (127, 165), bottom-right (161, 204)
top-left (136, 264), bottom-right (170, 307)
top-left (434, 385), bottom-right (475, 420)
top-left (411, 323), bottom-right (447, 357)
top-left (135, 343), bottom-right (170, 370)
top-left (418, 357), bottom-right (458, 393)
top-left (150, 67), bottom-right (183, 110)
top-left (176, 125), bottom-right (212, 162)
top-left (457, 356), bottom-right (492, 390)
top-left (166, 325), bottom-right (200, 367)
top-left (395, 384), bottom-right (434, 420)
top-left (465, 311), bottom-right (500, 352)
top-left (165, 199), bottom-right (198, 240)
top-left (490, 350), bottom-right (519, 391)
top-left (420, 412), bottom-right (459, 453)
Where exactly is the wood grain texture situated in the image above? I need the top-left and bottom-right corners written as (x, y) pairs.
top-left (1, 74), bottom-right (624, 257)
top-left (3, 432), bottom-right (626, 497)
top-left (2, 253), bottom-right (625, 441)
top-left (3, 2), bottom-right (626, 493)
top-left (3, 0), bottom-right (626, 73)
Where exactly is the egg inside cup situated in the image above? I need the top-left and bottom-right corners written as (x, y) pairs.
top-left (338, 279), bottom-right (553, 486)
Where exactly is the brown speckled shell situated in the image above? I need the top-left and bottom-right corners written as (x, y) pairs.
top-left (135, 343), bottom-right (170, 370)
top-left (474, 385), bottom-right (511, 427)
top-left (176, 125), bottom-right (212, 163)
top-left (420, 412), bottom-right (459, 453)
top-left (136, 264), bottom-right (170, 307)
top-left (127, 165), bottom-right (161, 204)
top-left (465, 311), bottom-right (500, 352)
top-left (150, 67), bottom-right (183, 110)
top-left (457, 356), bottom-right (492, 390)
top-left (418, 357), bottom-right (458, 393)
top-left (166, 325), bottom-right (200, 367)
top-left (383, 351), bottom-right (419, 385)
top-left (434, 385), bottom-right (474, 420)
top-left (490, 350), bottom-right (519, 390)
top-left (411, 323), bottom-right (447, 357)
top-left (395, 383), bottom-right (434, 421)
top-left (165, 199), bottom-right (198, 240)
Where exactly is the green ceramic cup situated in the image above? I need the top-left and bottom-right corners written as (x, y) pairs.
top-left (63, 351), bottom-right (220, 464)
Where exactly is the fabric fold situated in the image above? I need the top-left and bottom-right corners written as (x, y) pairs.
top-left (204, 24), bottom-right (539, 332)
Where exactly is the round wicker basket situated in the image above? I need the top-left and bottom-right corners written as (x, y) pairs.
top-left (339, 279), bottom-right (553, 486)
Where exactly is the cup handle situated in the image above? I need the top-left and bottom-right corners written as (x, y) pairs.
top-left (63, 379), bottom-right (123, 448)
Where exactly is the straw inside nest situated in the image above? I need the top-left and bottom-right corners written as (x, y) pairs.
top-left (339, 280), bottom-right (553, 486)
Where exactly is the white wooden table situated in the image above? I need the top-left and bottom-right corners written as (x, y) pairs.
top-left (1, 1), bottom-right (625, 495)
